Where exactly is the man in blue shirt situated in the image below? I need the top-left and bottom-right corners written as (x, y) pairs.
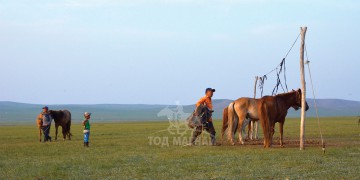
top-left (41, 106), bottom-right (52, 142)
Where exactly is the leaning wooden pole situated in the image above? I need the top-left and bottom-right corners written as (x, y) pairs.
top-left (299, 26), bottom-right (307, 150)
top-left (253, 76), bottom-right (258, 99)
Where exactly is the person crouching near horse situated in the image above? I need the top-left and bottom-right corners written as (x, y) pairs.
top-left (190, 88), bottom-right (219, 146)
top-left (82, 112), bottom-right (91, 147)
top-left (40, 106), bottom-right (52, 142)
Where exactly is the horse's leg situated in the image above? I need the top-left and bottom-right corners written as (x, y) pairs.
top-left (279, 122), bottom-right (284, 147)
top-left (62, 126), bottom-right (66, 140)
top-left (55, 125), bottom-right (58, 141)
top-left (66, 126), bottom-right (70, 140)
top-left (236, 113), bottom-right (247, 145)
top-left (254, 121), bottom-right (259, 140)
top-left (67, 123), bottom-right (72, 140)
top-left (243, 119), bottom-right (251, 142)
top-left (245, 120), bottom-right (251, 141)
top-left (249, 120), bottom-right (254, 141)
top-left (270, 123), bottom-right (275, 147)
top-left (39, 128), bottom-right (42, 142)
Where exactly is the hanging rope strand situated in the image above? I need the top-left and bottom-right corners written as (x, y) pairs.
top-left (305, 44), bottom-right (325, 153)
top-left (257, 33), bottom-right (300, 96)
top-left (258, 75), bottom-right (267, 97)
top-left (283, 58), bottom-right (288, 92)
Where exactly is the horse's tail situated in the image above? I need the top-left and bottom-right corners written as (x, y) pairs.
top-left (259, 100), bottom-right (271, 148)
top-left (227, 102), bottom-right (238, 143)
top-left (221, 107), bottom-right (228, 143)
top-left (67, 120), bottom-right (72, 137)
top-left (67, 111), bottom-right (72, 138)
top-left (61, 110), bottom-right (72, 139)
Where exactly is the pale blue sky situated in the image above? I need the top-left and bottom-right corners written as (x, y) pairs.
top-left (0, 0), bottom-right (359, 105)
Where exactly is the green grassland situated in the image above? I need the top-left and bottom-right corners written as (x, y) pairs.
top-left (0, 117), bottom-right (359, 179)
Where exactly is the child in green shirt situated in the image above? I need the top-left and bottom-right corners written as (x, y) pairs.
top-left (82, 112), bottom-right (91, 147)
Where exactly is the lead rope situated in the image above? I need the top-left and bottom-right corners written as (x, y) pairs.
top-left (305, 45), bottom-right (325, 154)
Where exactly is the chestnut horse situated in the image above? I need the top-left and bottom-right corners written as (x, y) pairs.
top-left (49, 110), bottom-right (72, 140)
top-left (36, 113), bottom-right (48, 142)
top-left (225, 89), bottom-right (309, 148)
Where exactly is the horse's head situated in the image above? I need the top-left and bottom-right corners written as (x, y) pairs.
top-left (194, 104), bottom-right (212, 124)
top-left (292, 89), bottom-right (309, 111)
top-left (48, 110), bottom-right (55, 116)
top-left (48, 110), bottom-right (64, 121)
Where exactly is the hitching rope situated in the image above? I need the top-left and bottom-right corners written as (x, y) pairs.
top-left (305, 44), bottom-right (326, 154)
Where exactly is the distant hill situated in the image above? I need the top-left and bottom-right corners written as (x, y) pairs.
top-left (0, 99), bottom-right (359, 123)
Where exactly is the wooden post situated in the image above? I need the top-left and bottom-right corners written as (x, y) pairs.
top-left (299, 26), bottom-right (307, 150)
top-left (250, 76), bottom-right (259, 140)
top-left (253, 76), bottom-right (258, 99)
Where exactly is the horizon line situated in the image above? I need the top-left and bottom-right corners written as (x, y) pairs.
top-left (1, 98), bottom-right (360, 106)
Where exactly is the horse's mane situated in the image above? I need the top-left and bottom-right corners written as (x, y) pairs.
top-left (274, 89), bottom-right (300, 98)
top-left (260, 91), bottom-right (296, 99)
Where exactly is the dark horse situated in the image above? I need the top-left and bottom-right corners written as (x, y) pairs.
top-left (225, 89), bottom-right (309, 148)
top-left (49, 110), bottom-right (72, 140)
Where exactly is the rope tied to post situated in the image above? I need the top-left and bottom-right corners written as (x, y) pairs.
top-left (305, 44), bottom-right (326, 154)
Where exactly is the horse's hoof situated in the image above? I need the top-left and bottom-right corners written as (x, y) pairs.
top-left (231, 142), bottom-right (236, 146)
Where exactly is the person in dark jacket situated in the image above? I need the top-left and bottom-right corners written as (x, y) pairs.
top-left (41, 106), bottom-right (52, 142)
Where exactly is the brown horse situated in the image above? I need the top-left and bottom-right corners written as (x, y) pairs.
top-left (49, 110), bottom-right (72, 140)
top-left (36, 113), bottom-right (47, 142)
top-left (225, 89), bottom-right (309, 148)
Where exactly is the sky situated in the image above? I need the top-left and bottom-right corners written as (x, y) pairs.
top-left (0, 0), bottom-right (359, 105)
